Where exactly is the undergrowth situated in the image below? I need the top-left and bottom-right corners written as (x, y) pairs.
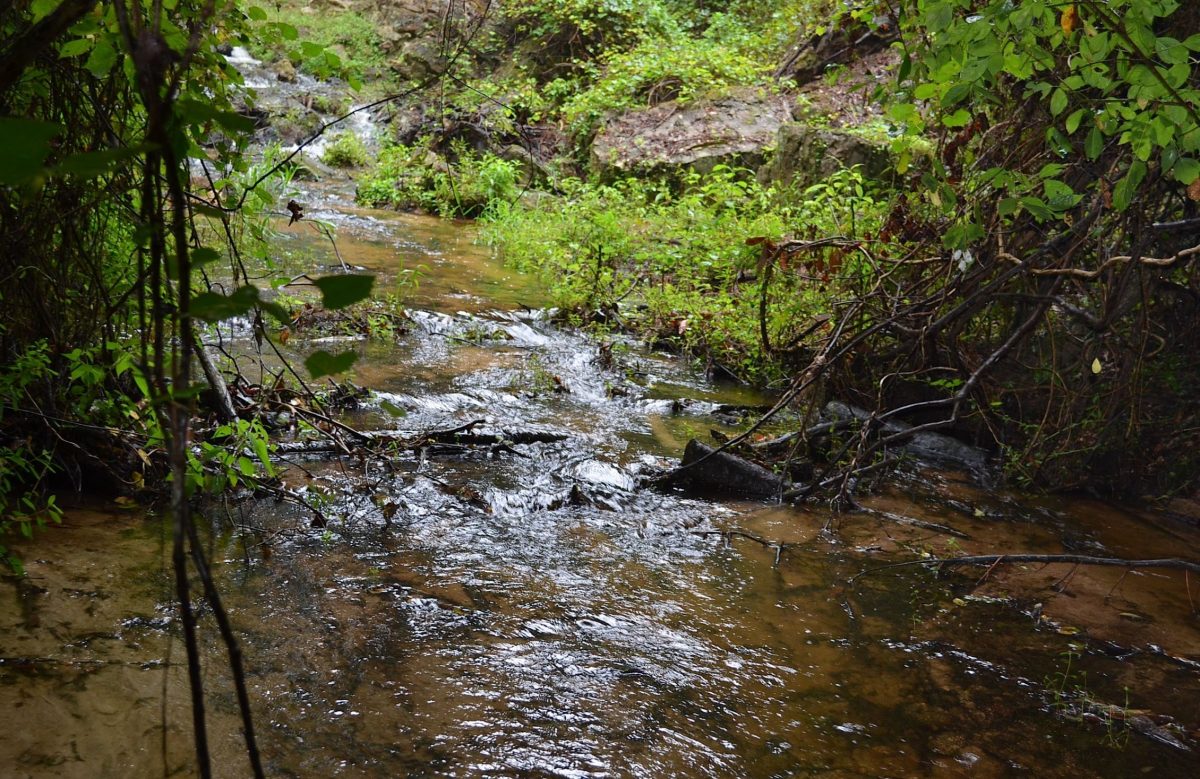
top-left (356, 140), bottom-right (520, 217)
top-left (482, 165), bottom-right (891, 383)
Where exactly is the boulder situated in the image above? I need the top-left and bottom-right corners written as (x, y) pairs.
top-left (820, 401), bottom-right (991, 476)
top-left (273, 58), bottom-right (297, 83)
top-left (666, 439), bottom-right (785, 500)
top-left (590, 89), bottom-right (792, 179)
top-left (757, 123), bottom-right (892, 190)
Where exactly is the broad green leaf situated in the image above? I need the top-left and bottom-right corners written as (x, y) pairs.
top-left (1084, 127), bottom-right (1104, 160)
top-left (0, 118), bottom-right (63, 185)
top-left (1112, 161), bottom-right (1147, 212)
top-left (380, 400), bottom-right (407, 418)
top-left (85, 39), bottom-right (119, 77)
top-left (191, 247), bottom-right (223, 268)
top-left (1171, 157), bottom-right (1200, 185)
top-left (1065, 108), bottom-right (1086, 135)
top-left (31, 0), bottom-right (60, 23)
top-left (253, 437), bottom-right (271, 470)
top-left (55, 147), bottom-right (138, 177)
top-left (247, 6), bottom-right (269, 21)
top-left (943, 109), bottom-right (971, 128)
top-left (1049, 88), bottom-right (1068, 117)
top-left (313, 274), bottom-right (374, 310)
top-left (190, 285), bottom-right (261, 322)
top-left (59, 38), bottom-right (93, 58)
top-left (305, 349), bottom-right (357, 378)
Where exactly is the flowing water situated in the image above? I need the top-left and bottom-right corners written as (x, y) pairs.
top-left (2, 206), bottom-right (1198, 779)
top-left (3, 53), bottom-right (1199, 777)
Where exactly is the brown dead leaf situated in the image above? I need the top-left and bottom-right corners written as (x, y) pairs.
top-left (1061, 4), bottom-right (1078, 35)
top-left (1188, 178), bottom-right (1200, 201)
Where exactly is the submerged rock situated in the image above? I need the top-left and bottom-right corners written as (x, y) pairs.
top-left (590, 89), bottom-right (792, 179)
top-left (666, 439), bottom-right (785, 500)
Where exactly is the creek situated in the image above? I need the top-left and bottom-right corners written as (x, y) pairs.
top-left (2, 199), bottom-right (1198, 777)
top-left (1, 52), bottom-right (1199, 779)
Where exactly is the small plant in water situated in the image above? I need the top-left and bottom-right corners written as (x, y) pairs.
top-left (1045, 647), bottom-right (1087, 716)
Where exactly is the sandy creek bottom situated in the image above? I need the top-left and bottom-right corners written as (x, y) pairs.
top-left (2, 203), bottom-right (1198, 778)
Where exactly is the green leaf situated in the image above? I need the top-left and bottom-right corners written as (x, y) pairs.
top-left (0, 118), bottom-right (63, 185)
top-left (253, 436), bottom-right (271, 470)
top-left (1172, 157), bottom-right (1200, 185)
top-left (943, 109), bottom-right (971, 128)
top-left (59, 38), bottom-right (93, 58)
top-left (190, 285), bottom-right (261, 322)
top-left (1065, 108), bottom-right (1086, 135)
top-left (275, 23), bottom-right (299, 41)
top-left (1084, 127), bottom-right (1104, 160)
top-left (1049, 88), bottom-right (1068, 117)
top-left (213, 111), bottom-right (255, 135)
top-left (31, 0), bottom-right (60, 23)
top-left (313, 274), bottom-right (374, 310)
top-left (191, 247), bottom-right (223, 268)
top-left (85, 39), bottom-right (119, 78)
top-left (1112, 161), bottom-right (1147, 212)
top-left (305, 350), bottom-right (357, 378)
top-left (380, 400), bottom-right (407, 418)
top-left (247, 6), bottom-right (269, 21)
top-left (55, 147), bottom-right (138, 177)
top-left (941, 83), bottom-right (972, 107)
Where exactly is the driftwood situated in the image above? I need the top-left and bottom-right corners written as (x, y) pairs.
top-left (849, 554), bottom-right (1200, 585)
top-left (275, 420), bottom-right (568, 456)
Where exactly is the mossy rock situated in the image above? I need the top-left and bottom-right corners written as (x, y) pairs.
top-left (756, 123), bottom-right (894, 189)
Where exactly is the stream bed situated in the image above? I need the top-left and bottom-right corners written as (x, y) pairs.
top-left (2, 194), bottom-right (1199, 778)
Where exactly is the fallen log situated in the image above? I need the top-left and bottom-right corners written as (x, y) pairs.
top-left (274, 426), bottom-right (569, 456)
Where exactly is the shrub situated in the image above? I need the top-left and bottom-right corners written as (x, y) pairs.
top-left (357, 142), bottom-right (519, 217)
top-left (322, 132), bottom-right (369, 168)
top-left (483, 165), bottom-right (889, 382)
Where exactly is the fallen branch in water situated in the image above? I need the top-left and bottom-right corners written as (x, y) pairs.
top-left (274, 425), bottom-right (569, 455)
top-left (847, 554), bottom-right (1200, 585)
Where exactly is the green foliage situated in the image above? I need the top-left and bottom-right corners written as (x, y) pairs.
top-left (240, 3), bottom-right (387, 89)
top-left (322, 132), bottom-right (369, 168)
top-left (188, 417), bottom-right (275, 494)
top-left (560, 14), bottom-right (772, 139)
top-left (357, 142), bottom-right (520, 217)
top-left (0, 342), bottom-right (60, 573)
top-left (484, 165), bottom-right (888, 382)
top-left (889, 0), bottom-right (1200, 233)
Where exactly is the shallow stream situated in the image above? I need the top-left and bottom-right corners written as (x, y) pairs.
top-left (2, 186), bottom-right (1199, 779)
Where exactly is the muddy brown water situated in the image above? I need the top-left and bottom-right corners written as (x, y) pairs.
top-left (2, 208), bottom-right (1199, 778)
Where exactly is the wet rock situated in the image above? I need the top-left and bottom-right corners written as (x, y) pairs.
top-left (666, 439), bottom-right (785, 500)
top-left (394, 38), bottom-right (447, 79)
top-left (757, 123), bottom-right (893, 190)
top-left (274, 58), bottom-right (297, 83)
top-left (590, 89), bottom-right (792, 179)
top-left (821, 401), bottom-right (991, 475)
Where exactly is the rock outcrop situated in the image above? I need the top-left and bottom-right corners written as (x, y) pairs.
top-left (590, 89), bottom-right (792, 179)
top-left (757, 123), bottom-right (893, 190)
